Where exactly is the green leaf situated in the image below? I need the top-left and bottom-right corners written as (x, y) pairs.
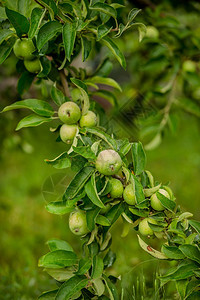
top-left (189, 220), bottom-right (200, 233)
top-left (71, 78), bottom-right (89, 116)
top-left (176, 97), bottom-right (200, 118)
top-left (37, 21), bottom-right (62, 51)
top-left (0, 7), bottom-right (7, 21)
top-left (45, 152), bottom-right (71, 169)
top-left (92, 90), bottom-right (118, 106)
top-left (46, 201), bottom-right (74, 215)
top-left (63, 21), bottom-right (77, 62)
top-left (36, 0), bottom-right (58, 19)
top-left (97, 25), bottom-right (112, 41)
top-left (86, 207), bottom-right (101, 231)
top-left (161, 245), bottom-right (185, 260)
top-left (63, 166), bottom-right (95, 201)
top-left (81, 36), bottom-right (92, 62)
top-left (85, 173), bottom-right (105, 208)
top-left (135, 23), bottom-right (146, 42)
top-left (91, 256), bottom-right (104, 279)
top-left (90, 3), bottom-right (117, 20)
top-left (0, 38), bottom-right (15, 64)
top-left (38, 289), bottom-right (58, 299)
top-left (85, 76), bottom-right (122, 91)
top-left (76, 258), bottom-right (92, 275)
top-left (105, 202), bottom-right (124, 226)
top-left (5, 7), bottom-right (29, 37)
top-left (128, 8), bottom-right (141, 22)
top-left (179, 245), bottom-right (200, 264)
top-left (143, 184), bottom-right (161, 198)
top-left (73, 145), bottom-right (96, 160)
top-left (103, 250), bottom-right (116, 268)
top-left (28, 8), bottom-right (44, 39)
top-left (137, 235), bottom-right (168, 259)
top-left (16, 114), bottom-right (52, 131)
top-left (85, 127), bottom-right (117, 150)
top-left (102, 274), bottom-right (119, 300)
top-left (96, 215), bottom-right (111, 226)
top-left (50, 85), bottom-right (66, 106)
top-left (131, 142), bottom-right (146, 175)
top-left (39, 250), bottom-right (77, 268)
top-left (101, 36), bottom-right (126, 69)
top-left (0, 29), bottom-right (13, 45)
top-left (93, 278), bottom-right (105, 296)
top-left (2, 99), bottom-right (54, 117)
top-left (45, 267), bottom-right (75, 282)
top-left (131, 174), bottom-right (145, 204)
top-left (55, 275), bottom-right (88, 300)
top-left (17, 71), bottom-right (35, 95)
top-left (47, 239), bottom-right (73, 252)
top-left (157, 192), bottom-right (176, 212)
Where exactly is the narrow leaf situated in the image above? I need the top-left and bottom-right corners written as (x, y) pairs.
top-left (16, 114), bottom-right (52, 130)
top-left (39, 250), bottom-right (77, 268)
top-left (5, 7), bottom-right (29, 37)
top-left (37, 21), bottom-right (62, 51)
top-left (85, 174), bottom-right (105, 208)
top-left (71, 78), bottom-right (89, 115)
top-left (63, 21), bottom-right (77, 62)
top-left (101, 36), bottom-right (126, 69)
top-left (47, 239), bottom-right (73, 252)
top-left (45, 152), bottom-right (71, 169)
top-left (28, 8), bottom-right (44, 39)
top-left (55, 276), bottom-right (88, 300)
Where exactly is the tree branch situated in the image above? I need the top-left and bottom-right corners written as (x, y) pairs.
top-left (59, 70), bottom-right (70, 98)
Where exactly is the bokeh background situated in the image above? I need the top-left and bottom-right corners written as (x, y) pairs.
top-left (1, 0), bottom-right (200, 299)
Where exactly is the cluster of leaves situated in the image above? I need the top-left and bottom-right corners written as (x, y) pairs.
top-left (114, 1), bottom-right (200, 149)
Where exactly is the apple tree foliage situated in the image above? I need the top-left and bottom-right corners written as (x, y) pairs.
top-left (0, 0), bottom-right (200, 299)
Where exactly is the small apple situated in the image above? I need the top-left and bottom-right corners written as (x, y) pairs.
top-left (60, 124), bottom-right (78, 144)
top-left (139, 218), bottom-right (157, 236)
top-left (95, 150), bottom-right (122, 176)
top-left (58, 102), bottom-right (81, 124)
top-left (13, 38), bottom-right (36, 60)
top-left (24, 58), bottom-right (41, 73)
top-left (69, 210), bottom-right (89, 236)
top-left (123, 184), bottom-right (136, 205)
top-left (150, 189), bottom-right (170, 211)
top-left (79, 111), bottom-right (97, 128)
top-left (109, 178), bottom-right (124, 199)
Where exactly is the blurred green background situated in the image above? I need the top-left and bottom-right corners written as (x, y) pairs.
top-left (1, 0), bottom-right (200, 299)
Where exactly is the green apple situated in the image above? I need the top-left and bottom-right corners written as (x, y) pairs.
top-left (13, 38), bottom-right (36, 60)
top-left (24, 58), bottom-right (41, 73)
top-left (79, 111), bottom-right (97, 128)
top-left (138, 218), bottom-right (157, 236)
top-left (109, 178), bottom-right (124, 198)
top-left (150, 189), bottom-right (170, 211)
top-left (71, 88), bottom-right (82, 102)
top-left (58, 102), bottom-right (81, 124)
top-left (182, 60), bottom-right (196, 73)
top-left (95, 150), bottom-right (122, 176)
top-left (146, 26), bottom-right (159, 39)
top-left (60, 124), bottom-right (78, 144)
top-left (123, 184), bottom-right (136, 205)
top-left (69, 210), bottom-right (89, 236)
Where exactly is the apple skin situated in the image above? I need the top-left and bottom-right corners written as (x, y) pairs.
top-left (182, 60), bottom-right (196, 73)
top-left (79, 111), bottom-right (97, 128)
top-left (60, 124), bottom-right (78, 144)
top-left (95, 150), bottom-right (122, 176)
top-left (58, 102), bottom-right (81, 124)
top-left (138, 218), bottom-right (157, 236)
top-left (109, 178), bottom-right (124, 199)
top-left (123, 184), bottom-right (136, 205)
top-left (24, 58), bottom-right (41, 73)
top-left (146, 26), bottom-right (159, 39)
top-left (150, 189), bottom-right (170, 211)
top-left (13, 38), bottom-right (36, 60)
top-left (69, 210), bottom-right (89, 236)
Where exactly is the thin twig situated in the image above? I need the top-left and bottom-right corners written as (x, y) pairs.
top-left (59, 70), bottom-right (70, 98)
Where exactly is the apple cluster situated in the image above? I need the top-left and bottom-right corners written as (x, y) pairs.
top-left (13, 38), bottom-right (41, 73)
top-left (58, 101), bottom-right (97, 144)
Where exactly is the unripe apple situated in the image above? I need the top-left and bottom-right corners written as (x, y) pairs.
top-left (139, 218), bottom-right (157, 236)
top-left (69, 210), bottom-right (89, 236)
top-left (95, 150), bottom-right (122, 176)
top-left (150, 189), bottom-right (170, 211)
top-left (109, 178), bottom-right (124, 199)
top-left (13, 38), bottom-right (35, 60)
top-left (60, 124), bottom-right (78, 144)
top-left (182, 60), bottom-right (196, 73)
top-left (58, 102), bottom-right (81, 124)
top-left (123, 184), bottom-right (136, 205)
top-left (79, 111), bottom-right (97, 128)
top-left (71, 88), bottom-right (82, 102)
top-left (146, 26), bottom-right (159, 39)
top-left (24, 58), bottom-right (41, 73)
